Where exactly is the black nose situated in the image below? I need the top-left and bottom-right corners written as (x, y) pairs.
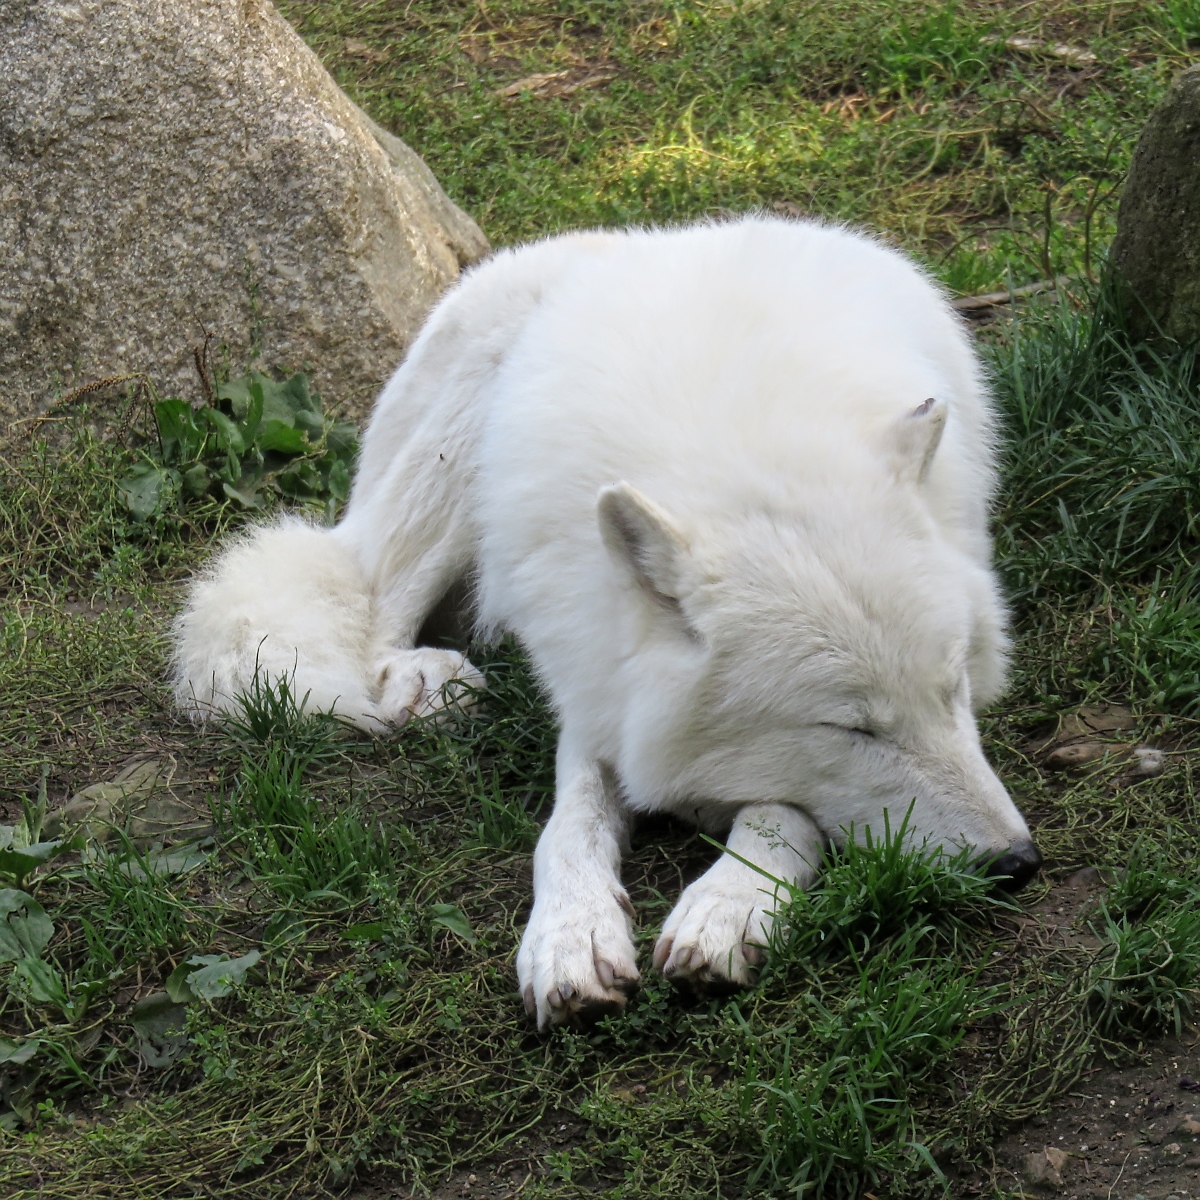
top-left (984, 841), bottom-right (1043, 893)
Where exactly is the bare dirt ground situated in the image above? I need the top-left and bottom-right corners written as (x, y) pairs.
top-left (969, 870), bottom-right (1200, 1200)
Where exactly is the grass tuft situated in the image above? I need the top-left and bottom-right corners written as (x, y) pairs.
top-left (766, 808), bottom-right (1007, 966)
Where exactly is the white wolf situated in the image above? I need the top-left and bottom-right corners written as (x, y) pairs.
top-left (173, 217), bottom-right (1041, 1029)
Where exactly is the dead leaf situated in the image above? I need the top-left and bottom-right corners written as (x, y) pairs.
top-left (495, 70), bottom-right (570, 97)
top-left (557, 71), bottom-right (617, 96)
top-left (1024, 1144), bottom-right (1070, 1187)
top-left (45, 758), bottom-right (211, 846)
top-left (494, 69), bottom-right (616, 98)
top-left (1032, 705), bottom-right (1139, 768)
top-left (1003, 36), bottom-right (1098, 67)
top-left (344, 38), bottom-right (387, 64)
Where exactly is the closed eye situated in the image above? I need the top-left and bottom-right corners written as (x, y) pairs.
top-left (821, 723), bottom-right (878, 739)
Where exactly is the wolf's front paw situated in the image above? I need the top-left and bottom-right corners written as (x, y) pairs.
top-left (517, 888), bottom-right (639, 1030)
top-left (653, 860), bottom-right (785, 993)
top-left (374, 649), bottom-right (483, 727)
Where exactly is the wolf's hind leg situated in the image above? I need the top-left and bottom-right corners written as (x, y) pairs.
top-left (654, 804), bottom-right (823, 991)
top-left (373, 647), bottom-right (484, 726)
top-left (172, 517), bottom-right (382, 727)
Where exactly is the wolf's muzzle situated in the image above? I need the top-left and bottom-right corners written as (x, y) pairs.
top-left (983, 841), bottom-right (1043, 893)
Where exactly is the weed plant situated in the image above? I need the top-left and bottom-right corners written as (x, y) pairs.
top-left (1102, 839), bottom-right (1200, 919)
top-left (223, 662), bottom-right (345, 763)
top-left (218, 744), bottom-right (395, 904)
top-left (121, 370), bottom-right (357, 523)
top-left (78, 836), bottom-right (196, 963)
top-left (1080, 847), bottom-right (1200, 1038)
top-left (1091, 906), bottom-right (1200, 1037)
top-left (214, 687), bottom-right (394, 905)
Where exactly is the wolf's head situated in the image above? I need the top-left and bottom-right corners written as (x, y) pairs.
top-left (598, 399), bottom-right (1040, 890)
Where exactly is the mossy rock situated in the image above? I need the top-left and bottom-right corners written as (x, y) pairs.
top-left (1112, 64), bottom-right (1200, 345)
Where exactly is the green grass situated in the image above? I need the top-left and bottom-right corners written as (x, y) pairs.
top-left (281, 0), bottom-right (1185, 290)
top-left (4, 1), bottom-right (1200, 1197)
top-left (764, 809), bottom-right (1009, 963)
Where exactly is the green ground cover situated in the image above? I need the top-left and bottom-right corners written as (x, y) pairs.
top-left (3, 2), bottom-right (1200, 1197)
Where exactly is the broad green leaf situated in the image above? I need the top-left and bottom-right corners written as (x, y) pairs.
top-left (257, 419), bottom-right (309, 455)
top-left (342, 922), bottom-right (385, 943)
top-left (120, 839), bottom-right (213, 880)
top-left (276, 372), bottom-right (320, 417)
top-left (165, 959), bottom-right (196, 1004)
top-left (14, 775), bottom-right (49, 849)
top-left (240, 378), bottom-right (265, 442)
top-left (130, 992), bottom-right (189, 1068)
top-left (0, 825), bottom-right (65, 887)
top-left (154, 398), bottom-right (207, 463)
top-left (14, 957), bottom-right (69, 1009)
top-left (292, 408), bottom-right (324, 439)
top-left (181, 463), bottom-right (212, 498)
top-left (204, 407), bottom-right (245, 455)
top-left (70, 971), bottom-right (122, 1023)
top-left (222, 478), bottom-right (263, 508)
top-left (326, 421), bottom-right (358, 459)
top-left (326, 457), bottom-right (351, 502)
top-left (216, 376), bottom-right (254, 420)
top-left (0, 890), bottom-right (53, 962)
top-left (430, 903), bottom-right (475, 946)
top-left (119, 462), bottom-right (173, 520)
top-left (259, 375), bottom-right (301, 426)
top-left (168, 950), bottom-right (262, 1003)
top-left (0, 1037), bottom-right (39, 1066)
top-left (276, 460), bottom-right (321, 497)
top-left (141, 370), bottom-right (354, 518)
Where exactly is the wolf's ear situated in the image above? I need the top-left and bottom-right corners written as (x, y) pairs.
top-left (598, 482), bottom-right (690, 610)
top-left (886, 397), bottom-right (947, 484)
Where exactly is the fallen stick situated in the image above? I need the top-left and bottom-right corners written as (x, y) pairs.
top-left (952, 276), bottom-right (1071, 311)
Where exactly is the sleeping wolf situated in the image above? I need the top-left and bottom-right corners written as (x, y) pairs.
top-left (173, 218), bottom-right (1041, 1028)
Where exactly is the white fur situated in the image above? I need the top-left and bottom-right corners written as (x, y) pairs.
top-left (172, 217), bottom-right (1034, 1028)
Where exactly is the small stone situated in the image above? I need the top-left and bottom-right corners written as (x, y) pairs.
top-left (1132, 748), bottom-right (1167, 777)
top-left (1179, 1117), bottom-right (1200, 1135)
top-left (1167, 1143), bottom-right (1184, 1154)
top-left (1044, 742), bottom-right (1117, 771)
top-left (1067, 866), bottom-right (1102, 889)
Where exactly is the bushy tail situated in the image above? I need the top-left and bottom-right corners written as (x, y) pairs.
top-left (171, 517), bottom-right (380, 728)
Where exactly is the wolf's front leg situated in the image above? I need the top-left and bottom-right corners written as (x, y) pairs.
top-left (654, 804), bottom-right (823, 991)
top-left (517, 748), bottom-right (639, 1029)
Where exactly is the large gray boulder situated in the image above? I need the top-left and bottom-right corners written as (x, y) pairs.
top-left (1111, 65), bottom-right (1200, 344)
top-left (0, 0), bottom-right (488, 427)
